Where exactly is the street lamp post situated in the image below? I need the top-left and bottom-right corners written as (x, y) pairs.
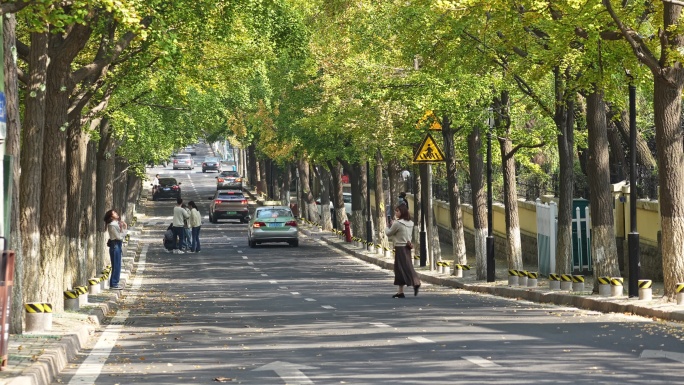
top-left (628, 77), bottom-right (640, 297)
top-left (486, 111), bottom-right (495, 282)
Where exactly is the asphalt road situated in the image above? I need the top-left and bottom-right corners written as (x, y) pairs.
top-left (53, 143), bottom-right (684, 385)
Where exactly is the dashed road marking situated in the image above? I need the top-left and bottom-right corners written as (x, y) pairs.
top-left (247, 262), bottom-right (254, 265)
top-left (321, 305), bottom-right (336, 310)
top-left (462, 356), bottom-right (500, 368)
top-left (279, 286), bottom-right (288, 289)
top-left (291, 292), bottom-right (300, 295)
top-left (305, 298), bottom-right (316, 302)
top-left (261, 274), bottom-right (268, 277)
top-left (242, 256), bottom-right (248, 259)
top-left (370, 322), bottom-right (391, 328)
top-left (408, 336), bottom-right (434, 344)
top-left (269, 280), bottom-right (278, 284)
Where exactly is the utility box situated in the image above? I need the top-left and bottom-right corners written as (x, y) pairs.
top-left (572, 198), bottom-right (592, 272)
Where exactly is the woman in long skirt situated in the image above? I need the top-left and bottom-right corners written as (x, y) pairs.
top-left (385, 204), bottom-right (421, 298)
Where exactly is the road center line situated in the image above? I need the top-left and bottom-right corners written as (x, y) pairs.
top-left (321, 305), bottom-right (335, 309)
top-left (408, 336), bottom-right (434, 344)
top-left (370, 322), bottom-right (391, 328)
top-left (305, 298), bottom-right (316, 302)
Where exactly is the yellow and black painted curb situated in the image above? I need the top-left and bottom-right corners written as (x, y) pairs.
top-left (437, 261), bottom-right (451, 267)
top-left (456, 264), bottom-right (471, 270)
top-left (572, 275), bottom-right (585, 283)
top-left (518, 270), bottom-right (529, 278)
top-left (638, 279), bottom-right (652, 289)
top-left (560, 274), bottom-right (572, 282)
top-left (611, 277), bottom-right (624, 286)
top-left (88, 278), bottom-right (100, 286)
top-left (508, 269), bottom-right (518, 277)
top-left (597, 276), bottom-right (611, 285)
top-left (24, 303), bottom-right (53, 313)
top-left (527, 272), bottom-right (539, 279)
top-left (64, 290), bottom-right (79, 299)
top-left (75, 286), bottom-right (88, 295)
top-left (549, 274), bottom-right (560, 281)
top-left (676, 283), bottom-right (684, 293)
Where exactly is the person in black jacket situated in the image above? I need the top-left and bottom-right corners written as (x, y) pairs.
top-left (163, 223), bottom-right (175, 252)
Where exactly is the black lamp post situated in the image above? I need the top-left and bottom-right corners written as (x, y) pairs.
top-left (366, 160), bottom-right (373, 251)
top-left (627, 75), bottom-right (640, 297)
top-left (486, 111), bottom-right (495, 282)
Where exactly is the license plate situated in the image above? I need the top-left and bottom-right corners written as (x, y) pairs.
top-left (163, 188), bottom-right (170, 191)
top-left (268, 223), bottom-right (282, 227)
top-left (226, 211), bottom-right (236, 214)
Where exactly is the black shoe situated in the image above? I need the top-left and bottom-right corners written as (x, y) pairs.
top-left (392, 293), bottom-right (405, 298)
top-left (414, 285), bottom-right (421, 296)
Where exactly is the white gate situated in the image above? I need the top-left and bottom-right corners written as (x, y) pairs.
top-left (535, 199), bottom-right (557, 276)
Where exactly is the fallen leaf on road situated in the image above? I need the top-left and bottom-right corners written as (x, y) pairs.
top-left (213, 377), bottom-right (233, 382)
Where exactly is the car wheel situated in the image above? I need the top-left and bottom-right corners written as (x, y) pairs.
top-left (249, 239), bottom-right (256, 248)
top-left (290, 240), bottom-right (299, 247)
top-left (202, 169), bottom-right (206, 173)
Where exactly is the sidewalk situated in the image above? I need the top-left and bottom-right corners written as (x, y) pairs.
top-left (0, 232), bottom-right (144, 385)
top-left (299, 223), bottom-right (684, 323)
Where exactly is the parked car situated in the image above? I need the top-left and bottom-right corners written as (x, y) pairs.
top-left (202, 157), bottom-right (221, 173)
top-left (172, 154), bottom-right (194, 170)
top-left (316, 192), bottom-right (352, 217)
top-left (247, 206), bottom-right (298, 247)
top-left (152, 177), bottom-right (182, 200)
top-left (208, 190), bottom-right (249, 223)
top-left (216, 170), bottom-right (243, 190)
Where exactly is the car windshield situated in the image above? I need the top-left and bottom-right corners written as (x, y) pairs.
top-left (220, 171), bottom-right (240, 177)
top-left (205, 158), bottom-right (219, 162)
top-left (159, 178), bottom-right (177, 186)
top-left (257, 209), bottom-right (292, 218)
top-left (174, 154), bottom-right (191, 159)
top-left (343, 194), bottom-right (352, 203)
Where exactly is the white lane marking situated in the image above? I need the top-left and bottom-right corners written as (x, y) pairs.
top-left (247, 262), bottom-right (254, 265)
top-left (462, 356), bottom-right (500, 368)
top-left (68, 245), bottom-right (149, 384)
top-left (242, 256), bottom-right (248, 259)
top-left (261, 274), bottom-right (268, 277)
top-left (269, 280), bottom-right (278, 284)
top-left (370, 322), bottom-right (390, 328)
top-left (305, 298), bottom-right (316, 302)
top-left (253, 361), bottom-right (317, 385)
top-left (238, 250), bottom-right (243, 253)
top-left (254, 268), bottom-right (261, 271)
top-left (321, 305), bottom-right (336, 310)
top-left (279, 286), bottom-right (288, 289)
top-left (641, 350), bottom-right (684, 363)
top-left (233, 245), bottom-right (238, 248)
top-left (408, 336), bottom-right (434, 344)
top-left (291, 292), bottom-right (300, 295)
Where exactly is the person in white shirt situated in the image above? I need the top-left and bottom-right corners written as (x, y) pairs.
top-left (188, 201), bottom-right (202, 253)
top-left (152, 174), bottom-right (160, 196)
top-left (104, 209), bottom-right (127, 290)
top-left (384, 204), bottom-right (421, 298)
top-left (172, 198), bottom-right (190, 253)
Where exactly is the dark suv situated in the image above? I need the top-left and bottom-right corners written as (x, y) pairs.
top-left (208, 190), bottom-right (249, 223)
top-left (153, 177), bottom-right (182, 200)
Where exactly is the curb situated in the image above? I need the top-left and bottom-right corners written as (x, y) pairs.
top-left (304, 228), bottom-right (684, 323)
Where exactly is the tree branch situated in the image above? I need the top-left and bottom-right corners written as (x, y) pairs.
top-left (602, 0), bottom-right (661, 74)
top-left (504, 141), bottom-right (546, 161)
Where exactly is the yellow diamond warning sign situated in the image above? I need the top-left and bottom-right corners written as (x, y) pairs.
top-left (413, 133), bottom-right (445, 163)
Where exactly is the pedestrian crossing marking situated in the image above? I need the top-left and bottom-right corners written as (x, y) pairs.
top-left (321, 305), bottom-right (336, 309)
top-left (370, 322), bottom-right (390, 328)
top-left (261, 274), bottom-right (268, 277)
top-left (305, 298), bottom-right (317, 302)
top-left (462, 356), bottom-right (500, 368)
top-left (413, 133), bottom-right (445, 163)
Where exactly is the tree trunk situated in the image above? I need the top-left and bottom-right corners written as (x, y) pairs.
top-left (65, 121), bottom-right (88, 288)
top-left (499, 137), bottom-right (523, 270)
top-left (387, 158), bottom-right (401, 211)
top-left (280, 164), bottom-right (291, 206)
top-left (20, 31), bottom-right (48, 306)
top-left (468, 125), bottom-right (488, 280)
top-left (318, 164), bottom-right (332, 230)
top-left (96, 118), bottom-right (115, 270)
top-left (374, 151), bottom-right (388, 249)
top-left (554, 68), bottom-right (575, 275)
top-left (607, 120), bottom-right (627, 182)
top-left (327, 160), bottom-right (347, 228)
top-left (586, 90), bottom-right (620, 291)
top-left (441, 115), bottom-right (467, 265)
top-left (84, 137), bottom-right (98, 280)
top-left (612, 108), bottom-right (656, 169)
top-left (247, 144), bottom-right (257, 188)
top-left (297, 158), bottom-right (316, 221)
top-left (351, 162), bottom-right (368, 240)
top-left (4, 13), bottom-right (23, 333)
top-left (654, 75), bottom-right (684, 297)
